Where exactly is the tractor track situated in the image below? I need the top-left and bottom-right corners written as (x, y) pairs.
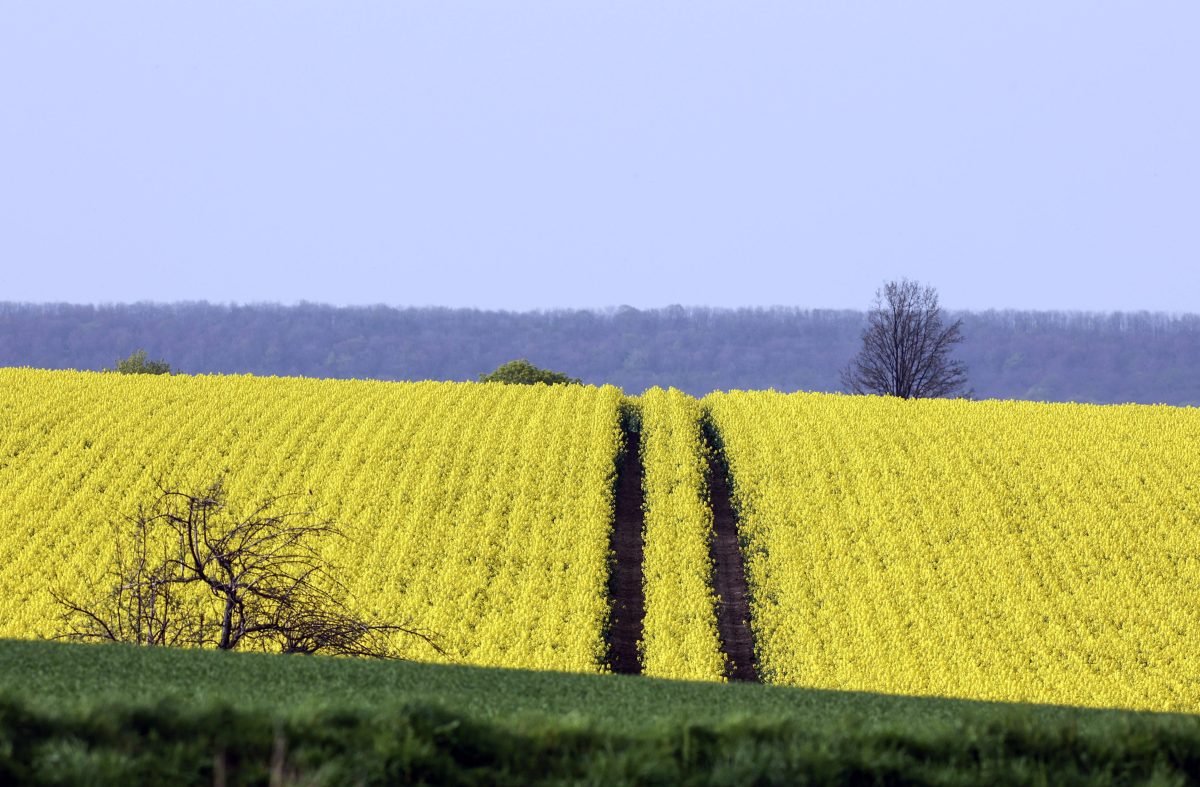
top-left (606, 426), bottom-right (645, 675)
top-left (705, 430), bottom-right (759, 682)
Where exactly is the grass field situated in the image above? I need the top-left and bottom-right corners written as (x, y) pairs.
top-left (0, 637), bottom-right (1038, 728)
top-left (5, 638), bottom-right (1200, 784)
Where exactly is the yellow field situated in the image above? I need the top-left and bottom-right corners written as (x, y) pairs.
top-left (706, 391), bottom-right (1200, 712)
top-left (9, 367), bottom-right (1200, 706)
top-left (639, 388), bottom-right (724, 681)
top-left (0, 368), bottom-right (623, 672)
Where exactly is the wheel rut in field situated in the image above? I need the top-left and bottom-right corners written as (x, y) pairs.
top-left (606, 425), bottom-right (645, 675)
top-left (704, 429), bottom-right (759, 682)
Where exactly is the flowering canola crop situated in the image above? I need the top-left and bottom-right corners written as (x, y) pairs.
top-left (639, 388), bottom-right (724, 681)
top-left (706, 390), bottom-right (1200, 712)
top-left (0, 368), bottom-right (623, 672)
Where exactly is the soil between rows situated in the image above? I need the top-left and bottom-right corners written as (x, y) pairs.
top-left (706, 439), bottom-right (759, 682)
top-left (606, 427), bottom-right (645, 675)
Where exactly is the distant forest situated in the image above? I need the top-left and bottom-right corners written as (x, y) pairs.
top-left (2, 302), bottom-right (1198, 406)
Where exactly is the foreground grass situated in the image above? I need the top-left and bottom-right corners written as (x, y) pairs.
top-left (3, 639), bottom-right (1200, 784)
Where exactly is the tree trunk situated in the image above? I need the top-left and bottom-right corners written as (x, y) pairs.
top-left (219, 599), bottom-right (235, 650)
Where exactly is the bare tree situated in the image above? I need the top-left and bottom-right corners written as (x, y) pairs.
top-left (51, 511), bottom-right (203, 647)
top-left (841, 279), bottom-right (969, 399)
top-left (53, 478), bottom-right (443, 659)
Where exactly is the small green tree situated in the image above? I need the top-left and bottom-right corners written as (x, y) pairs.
top-left (111, 349), bottom-right (171, 375)
top-left (478, 359), bottom-right (580, 385)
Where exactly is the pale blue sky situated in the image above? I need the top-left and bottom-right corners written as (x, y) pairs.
top-left (2, 3), bottom-right (1197, 312)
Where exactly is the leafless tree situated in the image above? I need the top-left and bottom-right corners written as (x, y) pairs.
top-left (51, 511), bottom-right (203, 647)
top-left (841, 279), bottom-right (969, 399)
top-left (53, 478), bottom-right (443, 659)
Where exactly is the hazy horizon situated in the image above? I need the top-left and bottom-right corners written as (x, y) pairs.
top-left (5, 298), bottom-right (1200, 319)
top-left (4, 301), bottom-right (1199, 405)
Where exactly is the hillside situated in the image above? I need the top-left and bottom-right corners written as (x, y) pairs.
top-left (0, 369), bottom-right (624, 670)
top-left (4, 638), bottom-right (1200, 785)
top-left (708, 391), bottom-right (1200, 712)
top-left (3, 368), bottom-right (1200, 716)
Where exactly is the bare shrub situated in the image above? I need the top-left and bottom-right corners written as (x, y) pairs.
top-left (53, 478), bottom-right (443, 659)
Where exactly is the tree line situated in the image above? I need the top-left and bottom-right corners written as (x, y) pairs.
top-left (3, 300), bottom-right (1199, 405)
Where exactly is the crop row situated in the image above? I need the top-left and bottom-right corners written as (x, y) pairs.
top-left (638, 387), bottom-right (724, 680)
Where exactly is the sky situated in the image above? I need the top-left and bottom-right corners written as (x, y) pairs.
top-left (1, 3), bottom-right (1197, 313)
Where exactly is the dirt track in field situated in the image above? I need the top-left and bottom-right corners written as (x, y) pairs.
top-left (606, 427), bottom-right (645, 675)
top-left (706, 438), bottom-right (759, 682)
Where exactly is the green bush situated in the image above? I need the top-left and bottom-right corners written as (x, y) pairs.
top-left (109, 349), bottom-right (171, 375)
top-left (479, 359), bottom-right (580, 385)
top-left (5, 696), bottom-right (1200, 786)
